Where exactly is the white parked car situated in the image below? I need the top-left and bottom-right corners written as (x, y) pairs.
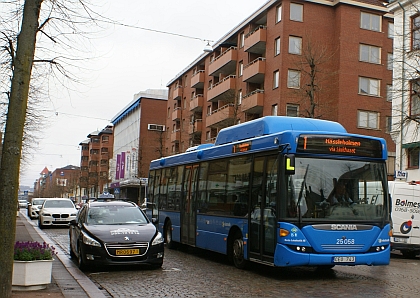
top-left (38, 198), bottom-right (78, 229)
top-left (27, 198), bottom-right (47, 219)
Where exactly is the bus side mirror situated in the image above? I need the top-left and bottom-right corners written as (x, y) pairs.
top-left (285, 154), bottom-right (295, 175)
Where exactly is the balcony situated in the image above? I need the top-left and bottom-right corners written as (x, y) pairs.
top-left (171, 130), bottom-right (181, 143)
top-left (190, 94), bottom-right (204, 112)
top-left (207, 75), bottom-right (236, 102)
top-left (241, 90), bottom-right (264, 114)
top-left (244, 26), bottom-right (267, 54)
top-left (173, 86), bottom-right (183, 100)
top-left (191, 70), bottom-right (205, 89)
top-left (208, 47), bottom-right (238, 76)
top-left (206, 104), bottom-right (235, 128)
top-left (172, 107), bottom-right (181, 121)
top-left (243, 58), bottom-right (266, 84)
top-left (189, 119), bottom-right (203, 135)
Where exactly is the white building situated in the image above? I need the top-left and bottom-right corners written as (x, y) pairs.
top-left (389, 0), bottom-right (420, 181)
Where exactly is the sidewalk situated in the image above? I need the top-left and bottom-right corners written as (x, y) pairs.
top-left (13, 211), bottom-right (107, 298)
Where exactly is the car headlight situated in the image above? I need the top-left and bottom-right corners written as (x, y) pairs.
top-left (82, 231), bottom-right (101, 247)
top-left (152, 232), bottom-right (164, 246)
top-left (70, 213), bottom-right (77, 216)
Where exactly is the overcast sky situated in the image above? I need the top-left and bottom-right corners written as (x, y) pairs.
top-left (18, 0), bottom-right (269, 186)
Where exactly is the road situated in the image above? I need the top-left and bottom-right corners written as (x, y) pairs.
top-left (40, 224), bottom-right (419, 298)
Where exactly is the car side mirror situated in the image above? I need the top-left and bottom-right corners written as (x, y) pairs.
top-left (70, 219), bottom-right (77, 226)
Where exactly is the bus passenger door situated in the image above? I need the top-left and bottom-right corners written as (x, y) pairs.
top-left (249, 155), bottom-right (277, 263)
top-left (181, 164), bottom-right (199, 246)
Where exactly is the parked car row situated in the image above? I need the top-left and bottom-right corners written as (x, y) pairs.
top-left (26, 197), bottom-right (164, 271)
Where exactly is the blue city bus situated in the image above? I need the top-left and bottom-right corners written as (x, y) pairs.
top-left (148, 116), bottom-right (391, 269)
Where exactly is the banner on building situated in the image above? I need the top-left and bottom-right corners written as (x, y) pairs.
top-left (116, 154), bottom-right (121, 179)
top-left (120, 151), bottom-right (126, 179)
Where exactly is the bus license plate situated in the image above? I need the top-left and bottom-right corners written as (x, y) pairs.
top-left (393, 237), bottom-right (408, 243)
top-left (116, 249), bottom-right (139, 256)
top-left (333, 256), bottom-right (355, 263)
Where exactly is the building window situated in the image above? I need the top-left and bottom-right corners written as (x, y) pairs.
top-left (411, 80), bottom-right (420, 116)
top-left (238, 61), bottom-right (243, 77)
top-left (148, 124), bottom-right (165, 131)
top-left (275, 37), bottom-right (280, 56)
top-left (360, 12), bottom-right (381, 32)
top-left (276, 5), bottom-right (282, 23)
top-left (386, 116), bottom-right (392, 133)
top-left (359, 77), bottom-right (380, 96)
top-left (290, 3), bottom-right (303, 22)
top-left (289, 36), bottom-right (302, 54)
top-left (408, 147), bottom-right (420, 168)
top-left (238, 89), bottom-right (242, 105)
top-left (271, 104), bottom-right (278, 116)
top-left (388, 22), bottom-right (394, 39)
top-left (358, 110), bottom-right (379, 129)
top-left (387, 84), bottom-right (393, 102)
top-left (359, 44), bottom-right (380, 64)
top-left (239, 32), bottom-right (245, 48)
top-left (412, 15), bottom-right (420, 50)
top-left (286, 104), bottom-right (299, 117)
top-left (273, 70), bottom-right (279, 89)
top-left (287, 70), bottom-right (301, 88)
top-left (387, 53), bottom-right (393, 70)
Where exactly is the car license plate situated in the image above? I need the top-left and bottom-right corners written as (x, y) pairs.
top-left (116, 249), bottom-right (139, 256)
top-left (54, 218), bottom-right (66, 221)
top-left (393, 237), bottom-right (408, 243)
top-left (333, 256), bottom-right (355, 263)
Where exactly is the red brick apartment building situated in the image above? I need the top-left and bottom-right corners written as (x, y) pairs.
top-left (165, 0), bottom-right (395, 172)
top-left (79, 125), bottom-right (114, 198)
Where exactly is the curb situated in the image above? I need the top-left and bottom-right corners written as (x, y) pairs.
top-left (20, 212), bottom-right (106, 298)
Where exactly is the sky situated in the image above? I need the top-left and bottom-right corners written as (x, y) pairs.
top-left (18, 0), bottom-right (270, 187)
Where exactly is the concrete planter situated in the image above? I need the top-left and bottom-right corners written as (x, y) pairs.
top-left (12, 259), bottom-right (53, 291)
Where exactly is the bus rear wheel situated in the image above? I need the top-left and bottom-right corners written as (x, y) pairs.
top-left (232, 232), bottom-right (247, 269)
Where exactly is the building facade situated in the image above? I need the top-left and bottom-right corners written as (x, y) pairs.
top-left (109, 89), bottom-right (168, 204)
top-left (79, 125), bottom-right (114, 199)
top-left (165, 0), bottom-right (395, 175)
top-left (389, 0), bottom-right (420, 181)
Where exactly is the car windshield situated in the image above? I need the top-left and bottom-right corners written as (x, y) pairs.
top-left (32, 199), bottom-right (45, 205)
top-left (87, 205), bottom-right (148, 225)
top-left (43, 200), bottom-right (75, 208)
top-left (286, 158), bottom-right (388, 221)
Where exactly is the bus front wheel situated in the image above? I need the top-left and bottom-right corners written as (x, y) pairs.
top-left (232, 232), bottom-right (247, 269)
top-left (165, 220), bottom-right (176, 249)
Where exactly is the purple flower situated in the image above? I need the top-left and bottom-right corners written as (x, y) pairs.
top-left (14, 241), bottom-right (56, 261)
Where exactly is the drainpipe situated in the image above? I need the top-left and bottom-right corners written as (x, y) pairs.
top-left (398, 1), bottom-right (406, 172)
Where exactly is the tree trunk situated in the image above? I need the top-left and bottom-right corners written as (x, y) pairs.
top-left (0, 1), bottom-right (43, 297)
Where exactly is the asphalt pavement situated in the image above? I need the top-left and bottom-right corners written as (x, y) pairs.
top-left (13, 210), bottom-right (106, 298)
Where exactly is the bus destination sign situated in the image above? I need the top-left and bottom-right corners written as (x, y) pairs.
top-left (232, 141), bottom-right (252, 153)
top-left (297, 135), bottom-right (382, 158)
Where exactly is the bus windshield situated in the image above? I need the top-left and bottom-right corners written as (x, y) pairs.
top-left (286, 158), bottom-right (387, 221)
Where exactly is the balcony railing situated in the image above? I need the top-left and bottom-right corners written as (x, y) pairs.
top-left (172, 107), bottom-right (181, 121)
top-left (189, 119), bottom-right (203, 135)
top-left (173, 85), bottom-right (182, 100)
top-left (207, 75), bottom-right (236, 102)
top-left (243, 57), bottom-right (266, 83)
top-left (171, 129), bottom-right (181, 143)
top-left (206, 104), bottom-right (235, 128)
top-left (189, 94), bottom-right (204, 112)
top-left (191, 70), bottom-right (205, 89)
top-left (241, 89), bottom-right (264, 114)
top-left (244, 26), bottom-right (267, 54)
top-left (208, 46), bottom-right (238, 76)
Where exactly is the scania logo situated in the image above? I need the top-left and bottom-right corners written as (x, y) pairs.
top-left (331, 224), bottom-right (357, 230)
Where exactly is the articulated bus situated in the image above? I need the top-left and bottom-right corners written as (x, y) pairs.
top-left (147, 116), bottom-right (391, 269)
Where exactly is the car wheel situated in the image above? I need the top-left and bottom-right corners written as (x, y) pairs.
top-left (165, 220), bottom-right (176, 249)
top-left (77, 243), bottom-right (86, 270)
top-left (232, 231), bottom-right (247, 269)
top-left (69, 235), bottom-right (76, 258)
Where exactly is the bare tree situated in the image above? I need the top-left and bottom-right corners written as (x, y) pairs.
top-left (287, 33), bottom-right (337, 119)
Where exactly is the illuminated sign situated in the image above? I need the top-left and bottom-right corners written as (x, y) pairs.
top-left (297, 135), bottom-right (382, 158)
top-left (232, 141), bottom-right (251, 153)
